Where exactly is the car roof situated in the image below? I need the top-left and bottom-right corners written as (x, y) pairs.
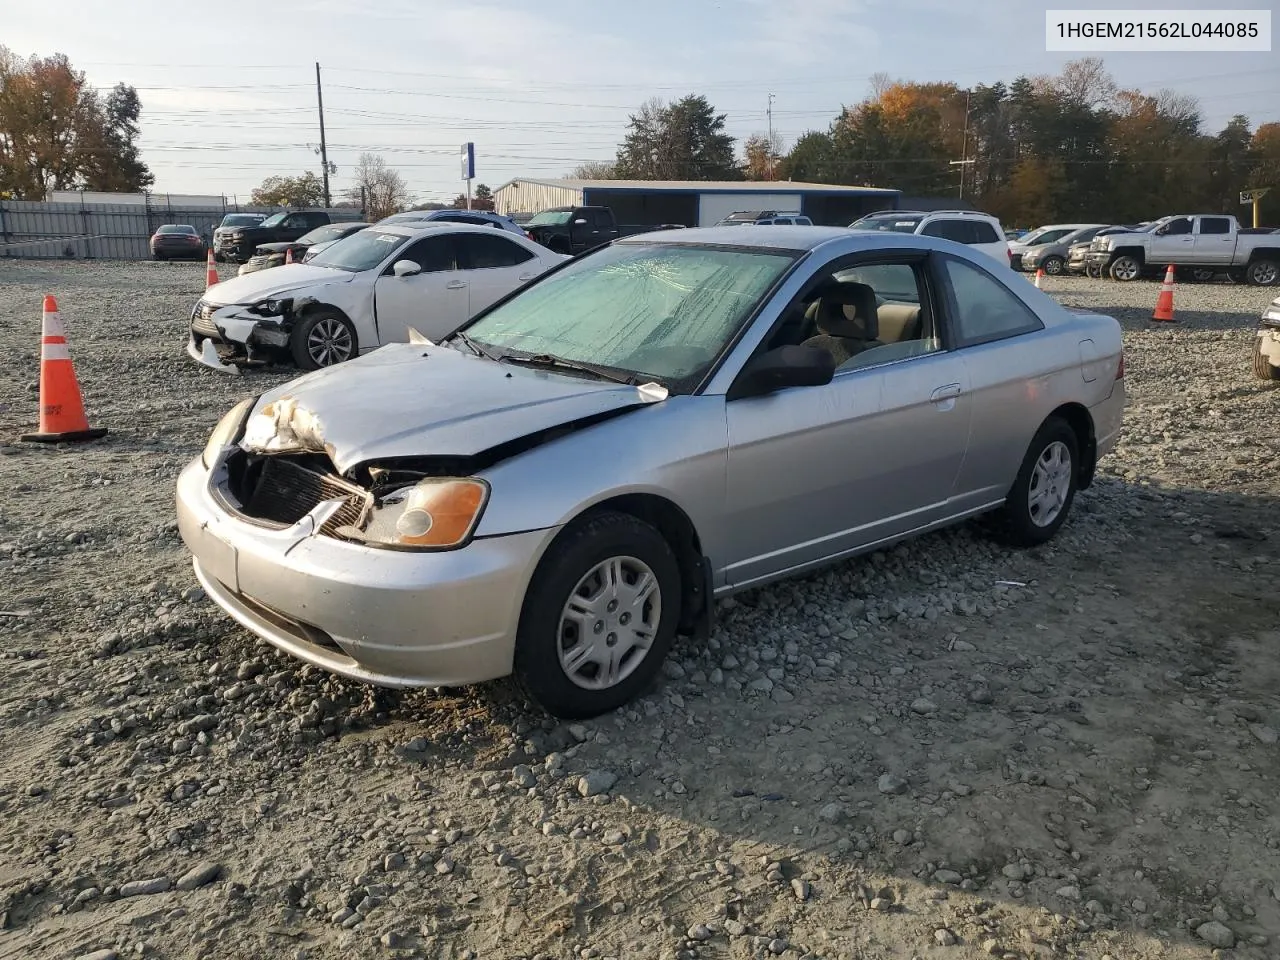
top-left (373, 222), bottom-right (536, 240)
top-left (616, 224), bottom-right (1001, 256)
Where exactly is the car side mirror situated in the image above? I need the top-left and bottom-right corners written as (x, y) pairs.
top-left (727, 344), bottom-right (835, 401)
top-left (392, 260), bottom-right (422, 278)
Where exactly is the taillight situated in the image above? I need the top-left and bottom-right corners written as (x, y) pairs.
top-left (525, 231), bottom-right (533, 240)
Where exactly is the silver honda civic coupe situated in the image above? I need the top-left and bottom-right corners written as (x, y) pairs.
top-left (177, 226), bottom-right (1125, 719)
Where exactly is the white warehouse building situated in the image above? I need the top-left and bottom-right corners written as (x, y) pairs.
top-left (492, 178), bottom-right (902, 228)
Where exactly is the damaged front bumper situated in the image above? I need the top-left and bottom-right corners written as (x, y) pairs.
top-left (187, 300), bottom-right (294, 374)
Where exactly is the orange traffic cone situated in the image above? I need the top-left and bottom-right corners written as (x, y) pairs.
top-left (205, 249), bottom-right (219, 289)
top-left (21, 295), bottom-right (108, 444)
top-left (1151, 265), bottom-right (1176, 322)
top-left (284, 247), bottom-right (293, 264)
top-left (1033, 267), bottom-right (1046, 289)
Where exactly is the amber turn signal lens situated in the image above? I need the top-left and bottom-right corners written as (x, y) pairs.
top-left (394, 479), bottom-right (488, 547)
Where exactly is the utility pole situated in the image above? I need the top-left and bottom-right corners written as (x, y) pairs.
top-left (316, 62), bottom-right (331, 208)
top-left (767, 93), bottom-right (776, 180)
top-left (950, 89), bottom-right (974, 200)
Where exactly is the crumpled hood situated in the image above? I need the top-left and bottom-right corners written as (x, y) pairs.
top-left (200, 263), bottom-right (355, 307)
top-left (242, 342), bottom-right (667, 474)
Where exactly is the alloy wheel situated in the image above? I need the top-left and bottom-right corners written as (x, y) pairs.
top-left (1028, 440), bottom-right (1073, 527)
top-left (307, 317), bottom-right (354, 366)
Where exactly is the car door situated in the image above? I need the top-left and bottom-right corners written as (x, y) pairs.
top-left (453, 232), bottom-right (545, 315)
top-left (720, 253), bottom-right (973, 588)
top-left (1149, 216), bottom-right (1194, 263)
top-left (371, 233), bottom-right (469, 344)
top-left (931, 252), bottom-right (1060, 510)
top-left (279, 213), bottom-right (312, 242)
top-left (1192, 216), bottom-right (1235, 265)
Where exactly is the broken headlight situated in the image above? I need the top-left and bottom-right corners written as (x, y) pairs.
top-left (249, 296), bottom-right (292, 317)
top-left (335, 478), bottom-right (490, 551)
top-left (201, 396), bottom-right (256, 469)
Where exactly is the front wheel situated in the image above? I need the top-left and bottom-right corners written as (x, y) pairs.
top-left (1246, 259), bottom-right (1279, 287)
top-left (1109, 255), bottom-right (1141, 282)
top-left (290, 309), bottom-right (357, 370)
top-left (993, 417), bottom-right (1080, 547)
top-left (1041, 255), bottom-right (1065, 276)
top-left (1254, 336), bottom-right (1280, 381)
top-left (514, 512), bottom-right (681, 719)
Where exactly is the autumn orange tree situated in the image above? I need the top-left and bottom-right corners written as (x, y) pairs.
top-left (0, 47), bottom-right (152, 199)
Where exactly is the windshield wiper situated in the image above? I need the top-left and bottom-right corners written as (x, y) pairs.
top-left (452, 331), bottom-right (503, 362)
top-left (502, 352), bottom-right (639, 385)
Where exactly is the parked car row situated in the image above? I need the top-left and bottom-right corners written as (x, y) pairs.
top-left (1004, 214), bottom-right (1279, 286)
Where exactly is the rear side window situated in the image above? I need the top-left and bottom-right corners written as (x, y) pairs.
top-left (457, 233), bottom-right (535, 269)
top-left (592, 209), bottom-right (614, 229)
top-left (968, 221), bottom-right (1000, 243)
top-left (921, 219), bottom-right (972, 243)
top-left (1199, 217), bottom-right (1231, 235)
top-left (940, 255), bottom-right (1045, 347)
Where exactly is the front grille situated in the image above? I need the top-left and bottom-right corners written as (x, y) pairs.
top-left (191, 301), bottom-right (220, 338)
top-left (235, 455), bottom-right (369, 534)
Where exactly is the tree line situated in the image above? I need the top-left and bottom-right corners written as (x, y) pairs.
top-left (577, 59), bottom-right (1280, 227)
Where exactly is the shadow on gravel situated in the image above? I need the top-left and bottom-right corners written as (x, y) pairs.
top-left (278, 479), bottom-right (1280, 956)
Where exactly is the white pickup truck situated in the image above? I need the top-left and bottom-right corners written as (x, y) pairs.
top-left (1086, 214), bottom-right (1279, 286)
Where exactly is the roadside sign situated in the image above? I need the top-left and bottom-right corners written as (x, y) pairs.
top-left (1241, 187), bottom-right (1270, 204)
top-left (461, 143), bottom-right (475, 181)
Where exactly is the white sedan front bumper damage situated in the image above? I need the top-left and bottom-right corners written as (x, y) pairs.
top-left (187, 301), bottom-right (293, 374)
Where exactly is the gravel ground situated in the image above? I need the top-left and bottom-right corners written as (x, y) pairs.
top-left (1, 259), bottom-right (1279, 960)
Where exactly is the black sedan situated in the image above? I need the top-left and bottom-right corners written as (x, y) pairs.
top-left (150, 224), bottom-right (206, 261)
top-left (238, 222), bottom-right (370, 275)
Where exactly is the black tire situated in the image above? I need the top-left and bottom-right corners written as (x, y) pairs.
top-left (1109, 255), bottom-right (1141, 282)
top-left (513, 511), bottom-right (681, 719)
top-left (290, 309), bottom-right (357, 370)
top-left (1246, 259), bottom-right (1279, 287)
top-left (1254, 337), bottom-right (1280, 381)
top-left (993, 417), bottom-right (1080, 548)
top-left (1188, 267), bottom-right (1215, 283)
top-left (1041, 255), bottom-right (1065, 276)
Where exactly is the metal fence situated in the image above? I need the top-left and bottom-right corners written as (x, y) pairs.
top-left (0, 199), bottom-right (357, 260)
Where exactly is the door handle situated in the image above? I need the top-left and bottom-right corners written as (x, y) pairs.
top-left (446, 280), bottom-right (467, 289)
top-left (930, 383), bottom-right (961, 402)
top-left (517, 274), bottom-right (535, 281)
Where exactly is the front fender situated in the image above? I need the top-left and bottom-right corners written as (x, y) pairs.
top-left (291, 278), bottom-right (377, 353)
top-left (473, 395), bottom-right (730, 563)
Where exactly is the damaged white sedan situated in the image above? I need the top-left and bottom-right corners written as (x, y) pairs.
top-left (178, 226), bottom-right (1123, 719)
top-left (187, 222), bottom-right (565, 373)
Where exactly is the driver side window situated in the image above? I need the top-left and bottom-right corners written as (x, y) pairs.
top-left (764, 259), bottom-right (941, 372)
top-left (398, 235), bottom-right (455, 273)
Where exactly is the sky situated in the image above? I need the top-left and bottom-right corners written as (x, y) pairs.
top-left (6, 0), bottom-right (1278, 205)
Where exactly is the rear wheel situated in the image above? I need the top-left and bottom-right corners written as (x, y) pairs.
top-left (1246, 259), bottom-right (1279, 287)
top-left (1109, 255), bottom-right (1141, 282)
top-left (513, 512), bottom-right (680, 719)
top-left (993, 417), bottom-right (1080, 547)
top-left (290, 309), bottom-right (357, 370)
top-left (1254, 336), bottom-right (1280, 381)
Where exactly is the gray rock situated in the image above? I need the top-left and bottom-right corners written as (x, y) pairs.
top-left (934, 869), bottom-right (963, 885)
top-left (1250, 724), bottom-right (1278, 745)
top-left (870, 897), bottom-right (891, 911)
top-left (1195, 921), bottom-right (1235, 949)
top-left (175, 862), bottom-right (221, 891)
top-left (892, 829), bottom-right (912, 845)
top-left (74, 952), bottom-right (119, 960)
top-left (791, 878), bottom-right (811, 901)
top-left (120, 877), bottom-right (170, 896)
top-left (878, 773), bottom-right (907, 795)
top-left (968, 686), bottom-right (994, 704)
top-left (578, 770), bottom-right (618, 797)
top-left (911, 698), bottom-right (938, 715)
top-left (687, 923), bottom-right (712, 941)
top-left (818, 802), bottom-right (847, 824)
top-left (511, 764), bottom-right (536, 788)
top-left (1056, 884), bottom-right (1082, 901)
top-left (934, 928), bottom-right (958, 946)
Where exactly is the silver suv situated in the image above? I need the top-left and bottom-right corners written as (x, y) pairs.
top-left (849, 209), bottom-right (1010, 267)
